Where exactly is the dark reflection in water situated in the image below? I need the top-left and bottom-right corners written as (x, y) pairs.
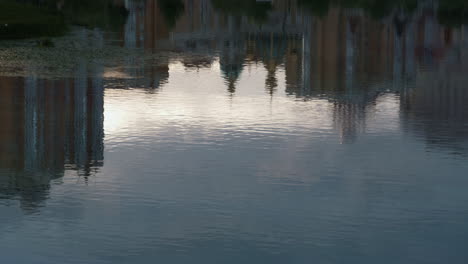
top-left (1, 1), bottom-right (468, 263)
top-left (0, 73), bottom-right (104, 210)
top-left (117, 0), bottom-right (468, 146)
top-left (401, 70), bottom-right (468, 155)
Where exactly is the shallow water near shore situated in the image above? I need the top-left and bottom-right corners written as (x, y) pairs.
top-left (1, 0), bottom-right (468, 263)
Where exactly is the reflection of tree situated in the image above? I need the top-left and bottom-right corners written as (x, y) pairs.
top-left (437, 0), bottom-right (468, 27)
top-left (0, 1), bottom-right (66, 39)
top-left (299, 0), bottom-right (467, 27)
top-left (299, 0), bottom-right (418, 18)
top-left (157, 0), bottom-right (185, 28)
top-left (0, 0), bottom-right (128, 39)
top-left (211, 0), bottom-right (273, 23)
top-left (298, 0), bottom-right (331, 17)
top-left (59, 0), bottom-right (128, 30)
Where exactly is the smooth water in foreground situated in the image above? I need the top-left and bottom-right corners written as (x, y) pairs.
top-left (1, 0), bottom-right (468, 263)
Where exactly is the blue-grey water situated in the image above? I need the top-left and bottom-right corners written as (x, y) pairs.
top-left (1, 0), bottom-right (468, 263)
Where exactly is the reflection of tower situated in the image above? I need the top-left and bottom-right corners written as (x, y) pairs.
top-left (0, 67), bottom-right (105, 210)
top-left (265, 64), bottom-right (278, 96)
top-left (69, 60), bottom-right (105, 175)
top-left (123, 0), bottom-right (144, 48)
top-left (24, 74), bottom-right (38, 172)
top-left (263, 34), bottom-right (278, 96)
top-left (89, 63), bottom-right (105, 168)
top-left (220, 47), bottom-right (244, 94)
top-left (74, 59), bottom-right (88, 172)
top-left (256, 33), bottom-right (287, 96)
top-left (219, 16), bottom-right (245, 94)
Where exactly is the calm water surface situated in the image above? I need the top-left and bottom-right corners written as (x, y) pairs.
top-left (1, 0), bottom-right (468, 263)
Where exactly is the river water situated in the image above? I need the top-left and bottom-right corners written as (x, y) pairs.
top-left (1, 1), bottom-right (468, 263)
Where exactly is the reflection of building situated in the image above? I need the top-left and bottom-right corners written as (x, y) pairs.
top-left (398, 6), bottom-right (468, 153)
top-left (293, 5), bottom-right (466, 142)
top-left (118, 0), bottom-right (468, 92)
top-left (113, 0), bottom-right (171, 90)
top-left (401, 68), bottom-right (468, 154)
top-left (116, 0), bottom-right (468, 146)
top-left (0, 73), bottom-right (104, 210)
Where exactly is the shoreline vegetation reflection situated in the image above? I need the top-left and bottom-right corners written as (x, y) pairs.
top-left (1, 0), bottom-right (468, 40)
